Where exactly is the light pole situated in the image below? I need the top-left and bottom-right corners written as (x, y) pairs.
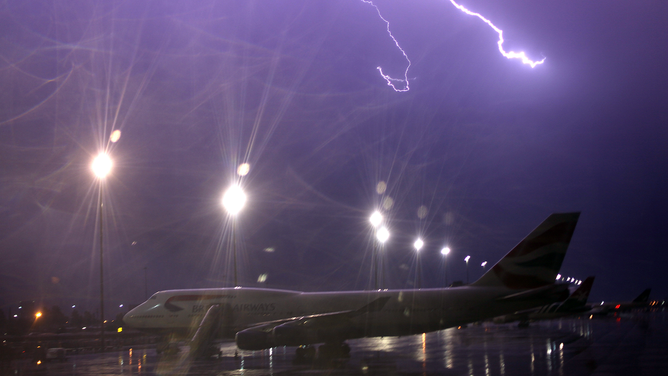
top-left (464, 255), bottom-right (470, 284)
top-left (369, 211), bottom-right (383, 290)
top-left (91, 152), bottom-right (112, 352)
top-left (414, 238), bottom-right (424, 289)
top-left (441, 247), bottom-right (450, 287)
top-left (376, 226), bottom-right (390, 289)
top-left (222, 184), bottom-right (246, 287)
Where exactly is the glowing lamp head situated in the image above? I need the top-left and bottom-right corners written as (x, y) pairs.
top-left (369, 211), bottom-right (383, 228)
top-left (413, 238), bottom-right (424, 252)
top-left (237, 163), bottom-right (250, 176)
top-left (222, 185), bottom-right (246, 215)
top-left (376, 226), bottom-right (390, 243)
top-left (35, 312), bottom-right (42, 319)
top-left (91, 153), bottom-right (112, 178)
top-left (464, 255), bottom-right (470, 263)
top-left (441, 247), bottom-right (451, 256)
top-left (481, 261), bottom-right (487, 268)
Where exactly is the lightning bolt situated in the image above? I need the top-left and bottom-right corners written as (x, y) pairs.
top-left (362, 0), bottom-right (412, 92)
top-left (447, 0), bottom-right (546, 68)
top-left (363, 0), bottom-right (545, 92)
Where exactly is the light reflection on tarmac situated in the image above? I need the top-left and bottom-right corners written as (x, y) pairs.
top-left (11, 313), bottom-right (667, 375)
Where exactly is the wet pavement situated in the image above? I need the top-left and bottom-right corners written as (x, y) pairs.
top-left (5, 312), bottom-right (667, 375)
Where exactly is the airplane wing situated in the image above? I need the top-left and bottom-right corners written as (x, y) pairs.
top-left (236, 297), bottom-right (391, 350)
top-left (246, 295), bottom-right (390, 330)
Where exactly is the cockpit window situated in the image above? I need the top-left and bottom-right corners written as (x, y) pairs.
top-left (150, 294), bottom-right (158, 300)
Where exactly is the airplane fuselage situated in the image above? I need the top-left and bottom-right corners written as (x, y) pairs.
top-left (124, 285), bottom-right (562, 342)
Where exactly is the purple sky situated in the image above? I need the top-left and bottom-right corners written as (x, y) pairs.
top-left (1, 0), bottom-right (666, 315)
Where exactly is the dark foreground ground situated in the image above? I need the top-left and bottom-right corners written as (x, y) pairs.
top-left (4, 312), bottom-right (667, 376)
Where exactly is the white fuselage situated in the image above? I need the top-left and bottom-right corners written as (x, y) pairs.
top-left (124, 285), bottom-right (557, 341)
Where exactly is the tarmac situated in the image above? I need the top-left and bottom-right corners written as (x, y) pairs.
top-left (5, 312), bottom-right (667, 376)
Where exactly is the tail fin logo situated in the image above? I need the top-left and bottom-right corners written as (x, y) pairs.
top-left (473, 213), bottom-right (580, 289)
top-left (569, 276), bottom-right (595, 302)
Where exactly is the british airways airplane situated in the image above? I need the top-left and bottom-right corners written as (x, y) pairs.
top-left (588, 288), bottom-right (652, 316)
top-left (123, 212), bottom-right (580, 357)
top-left (494, 275), bottom-right (595, 325)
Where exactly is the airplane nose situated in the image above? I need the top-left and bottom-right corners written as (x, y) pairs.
top-left (123, 308), bottom-right (138, 328)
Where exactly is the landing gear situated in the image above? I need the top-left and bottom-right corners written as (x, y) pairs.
top-left (294, 345), bottom-right (316, 364)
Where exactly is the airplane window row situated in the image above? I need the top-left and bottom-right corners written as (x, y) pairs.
top-left (131, 315), bottom-right (164, 319)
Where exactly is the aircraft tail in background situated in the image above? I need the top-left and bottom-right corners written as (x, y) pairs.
top-left (632, 288), bottom-right (651, 304)
top-left (551, 276), bottom-right (595, 313)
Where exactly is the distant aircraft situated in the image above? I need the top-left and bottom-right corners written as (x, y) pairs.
top-left (589, 288), bottom-right (652, 316)
top-left (124, 212), bottom-right (580, 357)
top-left (494, 276), bottom-right (595, 326)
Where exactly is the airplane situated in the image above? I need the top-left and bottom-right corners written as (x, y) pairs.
top-left (123, 212), bottom-right (580, 358)
top-left (493, 275), bottom-right (595, 326)
top-left (588, 288), bottom-right (652, 316)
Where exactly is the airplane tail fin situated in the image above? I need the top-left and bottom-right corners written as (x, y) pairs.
top-left (471, 212), bottom-right (580, 289)
top-left (555, 276), bottom-right (594, 313)
top-left (632, 288), bottom-right (651, 303)
top-left (569, 276), bottom-right (595, 304)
